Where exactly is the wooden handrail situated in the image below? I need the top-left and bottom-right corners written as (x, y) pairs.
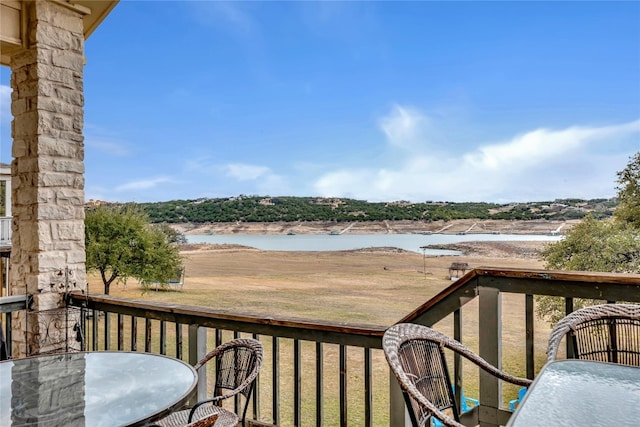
top-left (0, 295), bottom-right (26, 313)
top-left (400, 267), bottom-right (640, 326)
top-left (68, 292), bottom-right (386, 348)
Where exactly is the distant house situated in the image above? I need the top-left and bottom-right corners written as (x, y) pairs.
top-left (1, 163), bottom-right (11, 295)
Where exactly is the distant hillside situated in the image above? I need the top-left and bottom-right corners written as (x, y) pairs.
top-left (89, 196), bottom-right (617, 224)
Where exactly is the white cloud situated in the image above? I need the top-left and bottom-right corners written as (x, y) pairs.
top-left (115, 177), bottom-right (173, 192)
top-left (0, 85), bottom-right (11, 124)
top-left (314, 106), bottom-right (640, 203)
top-left (257, 173), bottom-right (291, 196)
top-left (378, 104), bottom-right (428, 150)
top-left (225, 163), bottom-right (271, 181)
top-left (223, 163), bottom-right (290, 195)
top-left (465, 121), bottom-right (640, 172)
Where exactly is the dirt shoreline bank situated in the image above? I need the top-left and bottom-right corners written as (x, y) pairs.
top-left (180, 239), bottom-right (550, 259)
top-left (172, 219), bottom-right (576, 236)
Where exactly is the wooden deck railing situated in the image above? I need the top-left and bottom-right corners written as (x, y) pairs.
top-left (4, 268), bottom-right (640, 426)
top-left (66, 292), bottom-right (387, 427)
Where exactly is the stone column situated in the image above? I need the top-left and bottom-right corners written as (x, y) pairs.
top-left (9, 1), bottom-right (88, 357)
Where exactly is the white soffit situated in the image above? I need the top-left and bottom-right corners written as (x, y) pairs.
top-left (1, 0), bottom-right (119, 66)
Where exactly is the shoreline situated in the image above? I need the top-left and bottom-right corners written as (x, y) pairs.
top-left (172, 219), bottom-right (576, 237)
top-left (180, 239), bottom-right (551, 259)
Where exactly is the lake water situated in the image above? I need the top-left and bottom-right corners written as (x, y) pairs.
top-left (186, 233), bottom-right (562, 255)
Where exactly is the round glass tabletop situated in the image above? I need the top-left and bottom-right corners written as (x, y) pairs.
top-left (0, 351), bottom-right (198, 426)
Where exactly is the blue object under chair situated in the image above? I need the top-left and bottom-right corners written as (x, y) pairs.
top-left (509, 387), bottom-right (528, 411)
top-left (432, 387), bottom-right (479, 427)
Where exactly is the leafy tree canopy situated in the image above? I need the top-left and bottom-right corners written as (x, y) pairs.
top-left (85, 204), bottom-right (183, 294)
top-left (536, 152), bottom-right (640, 324)
top-left (614, 152), bottom-right (640, 228)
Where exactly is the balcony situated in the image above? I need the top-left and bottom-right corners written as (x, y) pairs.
top-left (0, 216), bottom-right (10, 252)
top-left (2, 267), bottom-right (640, 426)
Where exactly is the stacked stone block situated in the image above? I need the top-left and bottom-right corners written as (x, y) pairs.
top-left (9, 1), bottom-right (87, 357)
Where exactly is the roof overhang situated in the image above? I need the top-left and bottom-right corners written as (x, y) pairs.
top-left (1, 0), bottom-right (118, 66)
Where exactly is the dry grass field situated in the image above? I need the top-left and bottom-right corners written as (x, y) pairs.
top-left (109, 241), bottom-right (548, 325)
top-left (101, 240), bottom-right (556, 426)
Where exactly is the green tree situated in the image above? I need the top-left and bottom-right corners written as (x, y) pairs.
top-left (614, 152), bottom-right (640, 228)
top-left (85, 205), bottom-right (183, 294)
top-left (540, 216), bottom-right (640, 273)
top-left (153, 223), bottom-right (187, 244)
top-left (536, 152), bottom-right (640, 323)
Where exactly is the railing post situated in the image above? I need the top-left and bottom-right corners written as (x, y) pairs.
top-left (478, 286), bottom-right (501, 427)
top-left (188, 325), bottom-right (207, 402)
top-left (389, 370), bottom-right (409, 427)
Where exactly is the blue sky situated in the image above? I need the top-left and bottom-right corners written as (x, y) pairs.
top-left (1, 1), bottom-right (639, 203)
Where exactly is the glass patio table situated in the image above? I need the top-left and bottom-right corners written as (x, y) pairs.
top-left (0, 351), bottom-right (198, 426)
top-left (507, 359), bottom-right (640, 426)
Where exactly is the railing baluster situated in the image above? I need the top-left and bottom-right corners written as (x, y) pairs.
top-left (565, 297), bottom-right (574, 358)
top-left (117, 314), bottom-right (124, 351)
top-left (454, 308), bottom-right (462, 413)
top-left (160, 321), bottom-right (166, 355)
top-left (340, 345), bottom-right (347, 427)
top-left (525, 294), bottom-right (535, 379)
top-left (294, 339), bottom-right (301, 427)
top-left (79, 306), bottom-right (86, 352)
top-left (131, 317), bottom-right (137, 351)
top-left (234, 329), bottom-right (242, 415)
top-left (252, 334), bottom-right (260, 421)
top-left (145, 318), bottom-right (152, 353)
top-left (215, 329), bottom-right (222, 348)
top-left (175, 323), bottom-right (182, 359)
top-left (6, 313), bottom-right (12, 358)
top-left (91, 309), bottom-right (98, 351)
top-left (104, 312), bottom-right (111, 350)
top-left (364, 347), bottom-right (372, 427)
top-left (316, 342), bottom-right (323, 427)
top-left (272, 336), bottom-right (280, 426)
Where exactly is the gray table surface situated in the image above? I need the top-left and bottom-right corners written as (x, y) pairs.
top-left (0, 351), bottom-right (197, 427)
top-left (507, 359), bottom-right (640, 426)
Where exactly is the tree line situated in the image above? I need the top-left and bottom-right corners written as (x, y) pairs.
top-left (130, 197), bottom-right (615, 224)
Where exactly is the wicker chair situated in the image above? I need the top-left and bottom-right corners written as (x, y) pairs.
top-left (546, 303), bottom-right (640, 365)
top-left (185, 410), bottom-right (238, 427)
top-left (155, 338), bottom-right (263, 427)
top-left (383, 323), bottom-right (532, 427)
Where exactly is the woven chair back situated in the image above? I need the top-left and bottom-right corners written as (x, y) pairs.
top-left (547, 304), bottom-right (640, 366)
top-left (397, 339), bottom-right (459, 426)
top-left (215, 345), bottom-right (259, 398)
top-left (571, 316), bottom-right (640, 365)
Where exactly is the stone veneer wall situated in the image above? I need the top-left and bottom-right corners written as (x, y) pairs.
top-left (9, 1), bottom-right (87, 356)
